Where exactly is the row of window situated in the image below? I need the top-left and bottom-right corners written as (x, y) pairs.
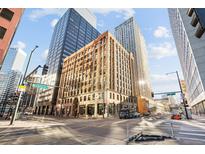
top-left (60, 92), bottom-right (134, 105)
top-left (0, 8), bottom-right (15, 39)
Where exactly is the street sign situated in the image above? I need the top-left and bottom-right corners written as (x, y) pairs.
top-left (32, 83), bottom-right (48, 90)
top-left (18, 85), bottom-right (26, 92)
top-left (167, 92), bottom-right (176, 96)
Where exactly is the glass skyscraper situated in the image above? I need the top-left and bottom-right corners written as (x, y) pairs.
top-left (38, 8), bottom-right (100, 115)
top-left (115, 17), bottom-right (152, 102)
top-left (169, 8), bottom-right (205, 115)
top-left (0, 48), bottom-right (26, 115)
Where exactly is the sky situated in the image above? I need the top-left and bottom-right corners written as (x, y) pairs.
top-left (10, 8), bottom-right (183, 95)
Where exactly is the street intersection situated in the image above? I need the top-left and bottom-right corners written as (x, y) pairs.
top-left (0, 115), bottom-right (205, 145)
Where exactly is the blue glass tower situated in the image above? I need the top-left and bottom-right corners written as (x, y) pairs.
top-left (38, 9), bottom-right (100, 114)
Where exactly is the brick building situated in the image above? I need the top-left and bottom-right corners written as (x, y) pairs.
top-left (56, 32), bottom-right (138, 118)
top-left (0, 8), bottom-right (24, 68)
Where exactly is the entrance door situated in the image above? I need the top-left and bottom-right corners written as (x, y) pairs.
top-left (72, 98), bottom-right (79, 118)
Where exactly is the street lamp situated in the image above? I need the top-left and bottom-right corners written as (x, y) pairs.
top-left (10, 45), bottom-right (39, 125)
top-left (166, 71), bottom-right (189, 119)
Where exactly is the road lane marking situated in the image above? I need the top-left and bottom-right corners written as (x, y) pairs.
top-left (177, 136), bottom-right (205, 142)
top-left (178, 132), bottom-right (205, 136)
top-left (180, 129), bottom-right (205, 132)
top-left (112, 120), bottom-right (130, 124)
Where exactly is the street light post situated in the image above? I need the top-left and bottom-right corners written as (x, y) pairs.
top-left (166, 71), bottom-right (189, 119)
top-left (10, 45), bottom-right (39, 125)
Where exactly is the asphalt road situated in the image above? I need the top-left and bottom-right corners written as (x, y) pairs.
top-left (0, 115), bottom-right (205, 145)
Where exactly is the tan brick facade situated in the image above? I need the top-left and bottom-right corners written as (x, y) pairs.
top-left (56, 32), bottom-right (138, 118)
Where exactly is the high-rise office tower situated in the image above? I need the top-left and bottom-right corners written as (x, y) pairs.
top-left (115, 17), bottom-right (152, 102)
top-left (0, 8), bottom-right (24, 68)
top-left (0, 48), bottom-right (26, 114)
top-left (38, 8), bottom-right (100, 115)
top-left (168, 8), bottom-right (205, 115)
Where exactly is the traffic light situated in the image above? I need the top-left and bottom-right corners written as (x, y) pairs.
top-left (184, 100), bottom-right (189, 107)
top-left (42, 64), bottom-right (48, 75)
top-left (151, 92), bottom-right (154, 98)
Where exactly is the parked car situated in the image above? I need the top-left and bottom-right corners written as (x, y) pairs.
top-left (143, 112), bottom-right (150, 116)
top-left (171, 114), bottom-right (181, 120)
top-left (24, 112), bottom-right (33, 115)
top-left (119, 110), bottom-right (129, 119)
top-left (130, 112), bottom-right (141, 118)
top-left (119, 110), bottom-right (140, 119)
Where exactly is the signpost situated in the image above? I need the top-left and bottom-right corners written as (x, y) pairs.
top-left (167, 92), bottom-right (176, 96)
top-left (32, 83), bottom-right (48, 90)
top-left (18, 85), bottom-right (26, 92)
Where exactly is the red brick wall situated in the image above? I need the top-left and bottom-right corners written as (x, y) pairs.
top-left (0, 8), bottom-right (24, 66)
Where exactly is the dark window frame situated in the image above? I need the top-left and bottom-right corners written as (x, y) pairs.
top-left (0, 8), bottom-right (14, 21)
top-left (0, 26), bottom-right (7, 39)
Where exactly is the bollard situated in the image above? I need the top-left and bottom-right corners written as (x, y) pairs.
top-left (126, 123), bottom-right (129, 138)
top-left (170, 122), bottom-right (175, 137)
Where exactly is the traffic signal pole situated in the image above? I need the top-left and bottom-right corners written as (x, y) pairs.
top-left (175, 71), bottom-right (189, 119)
top-left (10, 46), bottom-right (38, 125)
top-left (9, 91), bottom-right (23, 125)
top-left (166, 71), bottom-right (189, 119)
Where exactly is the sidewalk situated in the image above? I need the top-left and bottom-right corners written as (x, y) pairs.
top-left (191, 114), bottom-right (205, 123)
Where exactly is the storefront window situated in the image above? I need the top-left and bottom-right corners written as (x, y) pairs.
top-left (87, 104), bottom-right (95, 115)
top-left (79, 105), bottom-right (85, 115)
top-left (97, 103), bottom-right (104, 115)
top-left (108, 103), bottom-right (115, 115)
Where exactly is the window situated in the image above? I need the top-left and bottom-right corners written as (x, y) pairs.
top-left (84, 96), bottom-right (86, 101)
top-left (88, 95), bottom-right (91, 101)
top-left (0, 8), bottom-right (14, 21)
top-left (0, 26), bottom-right (7, 39)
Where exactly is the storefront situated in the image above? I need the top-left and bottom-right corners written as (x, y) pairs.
top-left (87, 104), bottom-right (95, 116)
top-left (79, 105), bottom-right (86, 115)
top-left (192, 101), bottom-right (205, 115)
top-left (108, 103), bottom-right (115, 116)
top-left (97, 103), bottom-right (104, 115)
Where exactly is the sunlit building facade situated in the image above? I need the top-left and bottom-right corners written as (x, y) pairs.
top-left (0, 8), bottom-right (24, 69)
top-left (0, 48), bottom-right (26, 115)
top-left (57, 32), bottom-right (138, 118)
top-left (115, 17), bottom-right (152, 103)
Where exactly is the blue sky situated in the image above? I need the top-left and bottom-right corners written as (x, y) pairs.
top-left (10, 8), bottom-right (183, 94)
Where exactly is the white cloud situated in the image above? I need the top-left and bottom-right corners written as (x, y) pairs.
top-left (29, 9), bottom-right (66, 21)
top-left (151, 74), bottom-right (176, 82)
top-left (153, 26), bottom-right (170, 38)
top-left (50, 18), bottom-right (59, 28)
top-left (148, 42), bottom-right (177, 59)
top-left (97, 20), bottom-right (104, 28)
top-left (151, 74), bottom-right (179, 93)
top-left (91, 8), bottom-right (136, 19)
top-left (13, 41), bottom-right (26, 50)
top-left (115, 14), bottom-right (121, 18)
top-left (41, 49), bottom-right (49, 61)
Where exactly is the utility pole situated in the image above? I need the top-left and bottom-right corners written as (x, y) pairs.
top-left (166, 71), bottom-right (189, 119)
top-left (175, 71), bottom-right (189, 119)
top-left (10, 45), bottom-right (39, 125)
